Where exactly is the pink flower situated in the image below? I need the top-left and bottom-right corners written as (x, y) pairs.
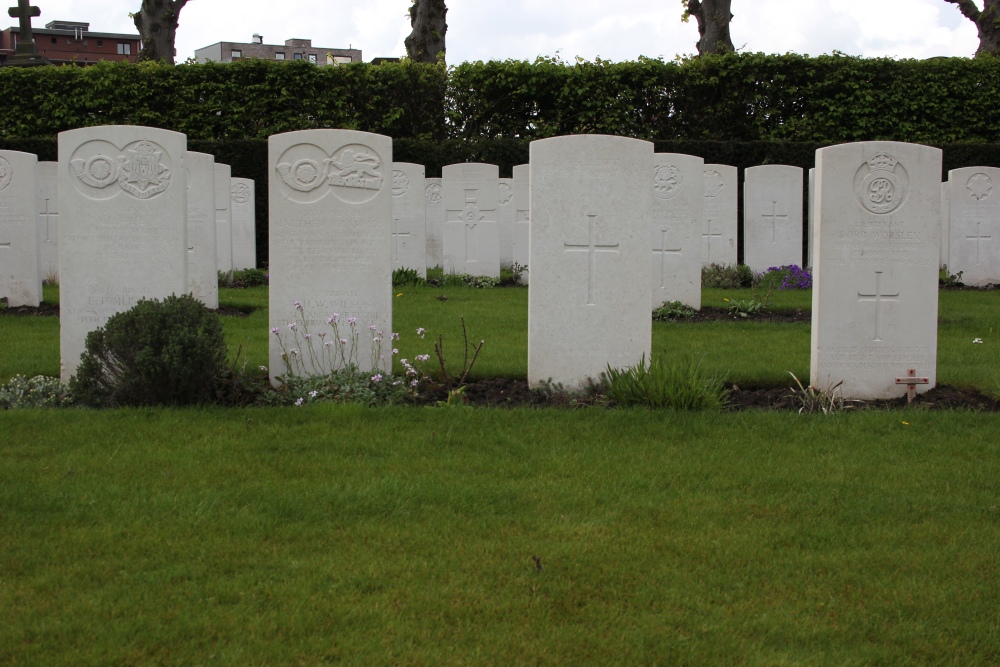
top-left (370, 373), bottom-right (383, 383)
top-left (347, 317), bottom-right (357, 325)
top-left (270, 327), bottom-right (280, 335)
top-left (327, 313), bottom-right (340, 324)
top-left (292, 300), bottom-right (303, 310)
top-left (287, 322), bottom-right (297, 331)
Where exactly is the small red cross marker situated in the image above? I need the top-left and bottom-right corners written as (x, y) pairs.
top-left (895, 369), bottom-right (929, 404)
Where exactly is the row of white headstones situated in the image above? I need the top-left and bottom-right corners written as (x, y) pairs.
top-left (2, 125), bottom-right (989, 399)
top-left (0, 147), bottom-right (256, 310)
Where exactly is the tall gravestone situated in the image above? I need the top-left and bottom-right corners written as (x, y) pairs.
top-left (701, 164), bottom-right (737, 268)
top-left (651, 153), bottom-right (703, 309)
top-left (744, 165), bottom-right (804, 272)
top-left (807, 167), bottom-right (816, 267)
top-left (442, 163), bottom-right (500, 278)
top-left (58, 126), bottom-right (188, 381)
top-left (268, 130), bottom-right (392, 382)
top-left (512, 163), bottom-right (530, 284)
top-left (424, 177), bottom-right (444, 269)
top-left (186, 151), bottom-right (218, 309)
top-left (230, 177), bottom-right (256, 270)
top-left (0, 150), bottom-right (41, 307)
top-left (811, 142), bottom-right (941, 400)
top-left (35, 161), bottom-right (59, 283)
top-left (947, 167), bottom-right (999, 286)
top-left (214, 163), bottom-right (233, 274)
top-left (940, 182), bottom-right (950, 269)
top-left (498, 177), bottom-right (515, 267)
top-left (528, 135), bottom-right (652, 389)
top-left (391, 162), bottom-right (427, 278)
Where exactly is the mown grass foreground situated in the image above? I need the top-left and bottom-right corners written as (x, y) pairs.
top-left (2, 407), bottom-right (999, 665)
top-left (2, 285), bottom-right (1000, 663)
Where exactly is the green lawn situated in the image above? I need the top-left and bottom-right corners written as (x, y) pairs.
top-left (2, 284), bottom-right (999, 664)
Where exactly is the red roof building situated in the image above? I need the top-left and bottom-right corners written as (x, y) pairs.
top-left (0, 21), bottom-right (141, 66)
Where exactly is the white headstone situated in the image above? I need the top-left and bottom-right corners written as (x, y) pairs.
top-left (651, 153), bottom-right (703, 309)
top-left (442, 163), bottom-right (500, 278)
top-left (230, 177), bottom-right (256, 270)
top-left (701, 164), bottom-right (737, 268)
top-left (807, 167), bottom-right (816, 268)
top-left (58, 126), bottom-right (188, 381)
top-left (498, 177), bottom-right (515, 267)
top-left (268, 130), bottom-right (392, 383)
top-left (528, 135), bottom-right (652, 389)
top-left (214, 163), bottom-right (232, 274)
top-left (811, 142), bottom-right (941, 400)
top-left (36, 161), bottom-right (59, 284)
top-left (424, 177), bottom-right (444, 269)
top-left (947, 167), bottom-right (999, 286)
top-left (391, 162), bottom-right (427, 278)
top-left (743, 165), bottom-right (804, 272)
top-left (940, 181), bottom-right (950, 269)
top-left (0, 150), bottom-right (41, 307)
top-left (512, 163), bottom-right (530, 285)
top-left (186, 151), bottom-right (218, 309)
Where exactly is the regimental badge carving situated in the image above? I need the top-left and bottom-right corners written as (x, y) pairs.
top-left (71, 154), bottom-right (120, 189)
top-left (69, 139), bottom-right (173, 200)
top-left (0, 156), bottom-right (12, 191)
top-left (854, 152), bottom-right (909, 215)
top-left (275, 143), bottom-right (384, 204)
top-left (703, 169), bottom-right (724, 198)
top-left (118, 141), bottom-right (171, 199)
top-left (653, 164), bottom-right (683, 200)
top-left (392, 170), bottom-right (410, 197)
top-left (966, 172), bottom-right (993, 201)
top-left (425, 182), bottom-right (442, 204)
top-left (231, 182), bottom-right (252, 204)
top-left (498, 182), bottom-right (513, 206)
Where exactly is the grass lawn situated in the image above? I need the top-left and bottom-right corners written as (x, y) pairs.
top-left (1, 283), bottom-right (999, 664)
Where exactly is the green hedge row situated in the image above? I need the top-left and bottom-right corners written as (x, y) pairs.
top-left (3, 54), bottom-right (1000, 143)
top-left (5, 137), bottom-right (999, 268)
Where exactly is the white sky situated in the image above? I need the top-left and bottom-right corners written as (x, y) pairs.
top-left (22, 0), bottom-right (981, 62)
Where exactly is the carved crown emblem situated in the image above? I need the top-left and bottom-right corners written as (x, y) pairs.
top-left (867, 153), bottom-right (898, 171)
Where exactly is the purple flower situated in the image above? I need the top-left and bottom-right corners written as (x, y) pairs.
top-left (327, 313), bottom-right (340, 324)
top-left (293, 300), bottom-right (303, 310)
top-left (287, 322), bottom-right (297, 331)
top-left (270, 327), bottom-right (280, 335)
top-left (294, 397), bottom-right (304, 406)
top-left (371, 373), bottom-right (383, 383)
top-left (347, 317), bottom-right (357, 325)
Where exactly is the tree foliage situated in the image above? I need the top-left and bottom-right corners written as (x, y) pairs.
top-left (132, 0), bottom-right (190, 64)
top-left (944, 0), bottom-right (1000, 56)
top-left (405, 0), bottom-right (447, 63)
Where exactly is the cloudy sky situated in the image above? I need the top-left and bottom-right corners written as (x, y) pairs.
top-left (22, 0), bottom-right (981, 62)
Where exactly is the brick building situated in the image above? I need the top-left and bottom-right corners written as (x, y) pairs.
top-left (0, 20), bottom-right (141, 66)
top-left (195, 34), bottom-right (361, 65)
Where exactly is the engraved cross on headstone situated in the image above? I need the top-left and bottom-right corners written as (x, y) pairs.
top-left (762, 201), bottom-right (787, 243)
top-left (653, 225), bottom-right (682, 288)
top-left (460, 189), bottom-right (484, 263)
top-left (392, 216), bottom-right (409, 263)
top-left (40, 197), bottom-right (57, 243)
top-left (564, 213), bottom-right (619, 306)
top-left (702, 218), bottom-right (723, 263)
top-left (857, 270), bottom-right (899, 342)
top-left (965, 221), bottom-right (992, 265)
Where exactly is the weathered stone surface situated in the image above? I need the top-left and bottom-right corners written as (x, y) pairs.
top-left (811, 141), bottom-right (941, 400)
top-left (186, 151), bottom-right (218, 309)
top-left (58, 126), bottom-right (188, 381)
top-left (230, 177), bottom-right (256, 270)
top-left (701, 164), bottom-right (737, 267)
top-left (268, 130), bottom-right (392, 383)
top-left (947, 166), bottom-right (1000, 286)
top-left (424, 177), bottom-right (444, 269)
top-left (442, 163), bottom-right (500, 278)
top-left (391, 162), bottom-right (427, 278)
top-left (651, 153), bottom-right (703, 309)
top-left (0, 150), bottom-right (41, 307)
top-left (512, 163), bottom-right (530, 285)
top-left (744, 165), bottom-right (804, 272)
top-left (528, 135), bottom-right (652, 389)
top-left (214, 163), bottom-right (233, 274)
top-left (35, 161), bottom-right (59, 283)
top-left (498, 177), bottom-right (515, 267)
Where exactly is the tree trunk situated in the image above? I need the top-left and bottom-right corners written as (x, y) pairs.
top-left (685, 0), bottom-right (735, 55)
top-left (405, 0), bottom-right (447, 63)
top-left (132, 0), bottom-right (189, 64)
top-left (945, 0), bottom-right (1000, 56)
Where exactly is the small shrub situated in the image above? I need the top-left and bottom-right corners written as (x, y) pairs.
top-left (653, 300), bottom-right (697, 321)
top-left (0, 375), bottom-right (73, 409)
top-left (702, 263), bottom-right (754, 289)
top-left (392, 267), bottom-right (424, 287)
top-left (70, 294), bottom-right (229, 407)
top-left (601, 354), bottom-right (728, 410)
top-left (758, 265), bottom-right (812, 290)
top-left (219, 268), bottom-right (268, 288)
top-left (507, 262), bottom-right (528, 286)
top-left (788, 372), bottom-right (857, 414)
top-left (261, 367), bottom-right (415, 407)
top-left (940, 265), bottom-right (965, 288)
top-left (462, 274), bottom-right (501, 288)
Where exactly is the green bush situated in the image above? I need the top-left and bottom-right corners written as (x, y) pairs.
top-left (702, 263), bottom-right (754, 289)
top-left (392, 267), bottom-right (424, 287)
top-left (70, 294), bottom-right (229, 407)
top-left (219, 268), bottom-right (268, 288)
top-left (652, 300), bottom-right (697, 321)
top-left (601, 354), bottom-right (728, 411)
